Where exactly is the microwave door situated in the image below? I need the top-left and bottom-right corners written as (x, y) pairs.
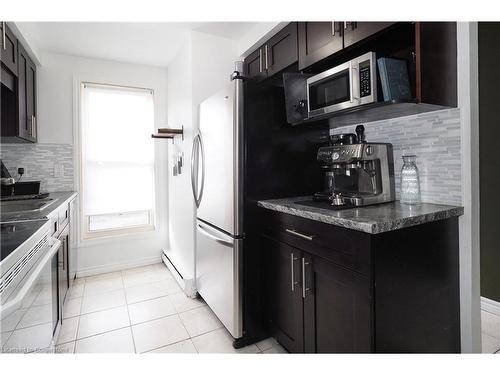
top-left (307, 60), bottom-right (353, 117)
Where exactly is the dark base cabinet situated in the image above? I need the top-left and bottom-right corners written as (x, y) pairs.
top-left (260, 209), bottom-right (460, 353)
top-left (263, 237), bottom-right (304, 353)
top-left (304, 253), bottom-right (372, 353)
top-left (373, 219), bottom-right (461, 353)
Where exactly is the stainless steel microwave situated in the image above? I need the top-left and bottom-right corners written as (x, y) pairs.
top-left (306, 52), bottom-right (377, 118)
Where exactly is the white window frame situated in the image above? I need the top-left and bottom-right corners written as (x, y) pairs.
top-left (78, 81), bottom-right (157, 240)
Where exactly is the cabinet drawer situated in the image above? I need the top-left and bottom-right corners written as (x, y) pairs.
top-left (261, 209), bottom-right (372, 275)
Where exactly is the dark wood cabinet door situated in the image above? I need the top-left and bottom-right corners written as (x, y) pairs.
top-left (244, 47), bottom-right (267, 81)
top-left (263, 236), bottom-right (303, 353)
top-left (298, 22), bottom-right (343, 70)
top-left (0, 22), bottom-right (18, 76)
top-left (265, 22), bottom-right (298, 77)
top-left (303, 253), bottom-right (372, 353)
top-left (17, 44), bottom-right (36, 142)
top-left (416, 22), bottom-right (457, 107)
top-left (343, 22), bottom-right (395, 48)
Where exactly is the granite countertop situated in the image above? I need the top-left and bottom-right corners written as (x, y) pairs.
top-left (0, 191), bottom-right (77, 222)
top-left (257, 196), bottom-right (464, 234)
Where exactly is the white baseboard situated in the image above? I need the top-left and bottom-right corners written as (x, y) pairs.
top-left (162, 252), bottom-right (197, 298)
top-left (481, 296), bottom-right (500, 317)
top-left (77, 255), bottom-right (162, 278)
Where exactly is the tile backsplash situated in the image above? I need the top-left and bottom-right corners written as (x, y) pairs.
top-left (0, 143), bottom-right (74, 193)
top-left (330, 108), bottom-right (462, 205)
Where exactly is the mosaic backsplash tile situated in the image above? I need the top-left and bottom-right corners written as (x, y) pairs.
top-left (0, 143), bottom-right (74, 193)
top-left (330, 108), bottom-right (462, 205)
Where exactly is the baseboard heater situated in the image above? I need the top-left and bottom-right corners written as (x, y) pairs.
top-left (481, 296), bottom-right (500, 317)
top-left (161, 250), bottom-right (197, 298)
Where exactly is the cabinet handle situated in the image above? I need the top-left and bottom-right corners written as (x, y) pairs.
top-left (302, 258), bottom-right (311, 298)
top-left (259, 48), bottom-right (263, 73)
top-left (290, 253), bottom-right (299, 291)
top-left (31, 115), bottom-right (35, 138)
top-left (33, 116), bottom-right (36, 139)
top-left (264, 45), bottom-right (269, 70)
top-left (63, 237), bottom-right (67, 271)
top-left (344, 21), bottom-right (355, 30)
top-left (2, 22), bottom-right (6, 50)
top-left (285, 228), bottom-right (314, 241)
top-left (331, 22), bottom-right (335, 36)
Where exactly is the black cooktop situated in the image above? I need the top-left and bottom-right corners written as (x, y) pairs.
top-left (0, 220), bottom-right (48, 262)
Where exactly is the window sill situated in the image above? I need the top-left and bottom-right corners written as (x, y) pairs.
top-left (82, 224), bottom-right (156, 241)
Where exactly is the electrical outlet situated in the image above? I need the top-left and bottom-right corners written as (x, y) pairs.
top-left (17, 166), bottom-right (27, 178)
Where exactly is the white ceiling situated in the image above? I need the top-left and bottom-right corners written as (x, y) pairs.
top-left (16, 22), bottom-right (258, 67)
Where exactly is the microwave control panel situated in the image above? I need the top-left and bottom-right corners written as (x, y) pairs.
top-left (359, 60), bottom-right (371, 98)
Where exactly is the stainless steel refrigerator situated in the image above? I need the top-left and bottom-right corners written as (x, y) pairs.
top-left (191, 67), bottom-right (244, 339)
top-left (191, 64), bottom-right (327, 346)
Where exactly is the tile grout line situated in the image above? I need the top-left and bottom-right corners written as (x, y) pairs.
top-left (71, 276), bottom-right (86, 353)
top-left (121, 270), bottom-right (137, 354)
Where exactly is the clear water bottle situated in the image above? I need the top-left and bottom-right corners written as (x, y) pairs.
top-left (400, 155), bottom-right (421, 204)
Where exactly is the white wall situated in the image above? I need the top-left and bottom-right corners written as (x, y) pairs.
top-left (165, 39), bottom-right (195, 281)
top-left (36, 52), bottom-right (170, 275)
top-left (165, 32), bottom-right (237, 283)
top-left (236, 22), bottom-right (284, 58)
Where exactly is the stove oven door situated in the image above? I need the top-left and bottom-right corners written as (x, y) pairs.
top-left (0, 238), bottom-right (61, 353)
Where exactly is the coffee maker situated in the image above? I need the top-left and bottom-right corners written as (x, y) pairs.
top-left (314, 125), bottom-right (395, 208)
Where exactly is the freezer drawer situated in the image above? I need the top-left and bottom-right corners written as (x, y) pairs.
top-left (196, 220), bottom-right (242, 338)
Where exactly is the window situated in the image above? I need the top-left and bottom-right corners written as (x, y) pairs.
top-left (81, 83), bottom-right (155, 238)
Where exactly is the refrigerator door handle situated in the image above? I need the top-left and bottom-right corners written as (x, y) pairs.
top-left (197, 132), bottom-right (206, 206)
top-left (197, 222), bottom-right (233, 247)
top-left (191, 134), bottom-right (200, 206)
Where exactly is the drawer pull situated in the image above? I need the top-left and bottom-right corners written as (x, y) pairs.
top-left (286, 229), bottom-right (314, 241)
top-left (302, 258), bottom-right (311, 298)
top-left (290, 253), bottom-right (299, 292)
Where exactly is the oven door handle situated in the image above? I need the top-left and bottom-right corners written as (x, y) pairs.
top-left (0, 238), bottom-right (61, 317)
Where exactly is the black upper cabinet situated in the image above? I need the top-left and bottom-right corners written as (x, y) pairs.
top-left (416, 22), bottom-right (457, 107)
top-left (343, 22), bottom-right (395, 48)
top-left (17, 43), bottom-right (37, 142)
top-left (265, 23), bottom-right (298, 77)
top-left (298, 22), bottom-right (396, 70)
top-left (263, 236), bottom-right (303, 353)
top-left (244, 23), bottom-right (298, 81)
top-left (298, 22), bottom-right (344, 70)
top-left (303, 253), bottom-right (372, 353)
top-left (1, 25), bottom-right (37, 143)
top-left (0, 22), bottom-right (18, 76)
top-left (244, 47), bottom-right (267, 81)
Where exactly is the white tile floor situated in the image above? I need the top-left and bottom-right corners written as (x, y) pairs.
top-left (481, 309), bottom-right (500, 354)
top-left (56, 263), bottom-right (286, 354)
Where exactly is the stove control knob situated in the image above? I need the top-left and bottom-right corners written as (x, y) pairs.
top-left (365, 146), bottom-right (374, 156)
top-left (331, 152), bottom-right (340, 161)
